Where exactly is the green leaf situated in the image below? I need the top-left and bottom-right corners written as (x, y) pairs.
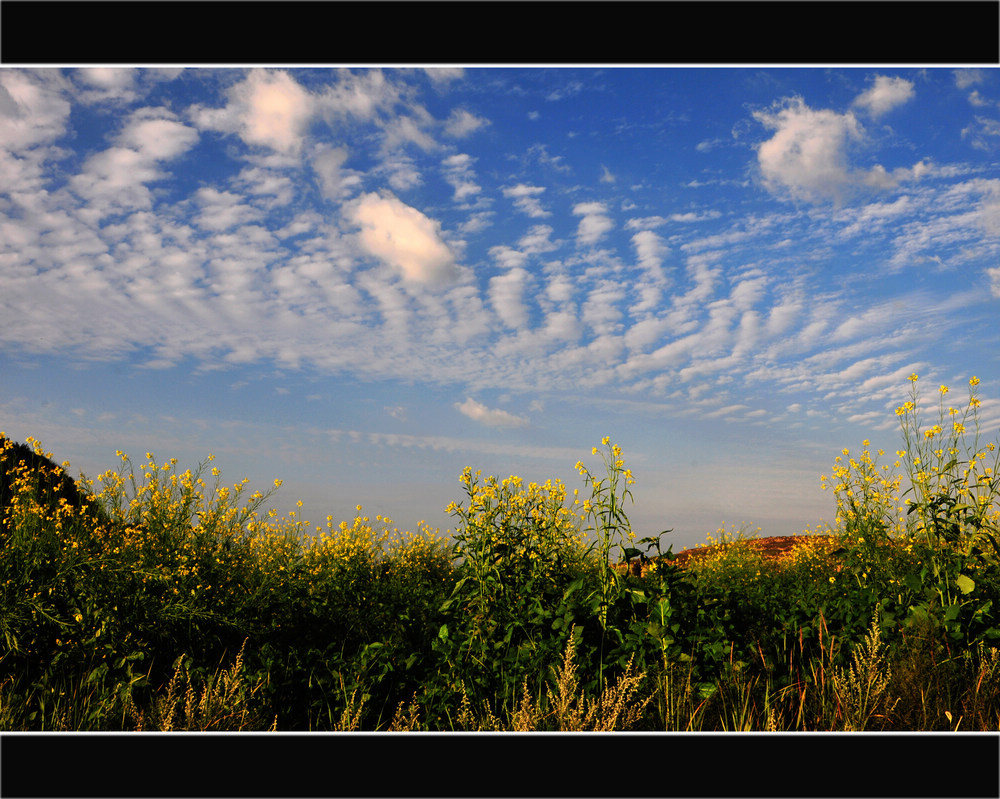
top-left (437, 623), bottom-right (449, 642)
top-left (955, 573), bottom-right (975, 595)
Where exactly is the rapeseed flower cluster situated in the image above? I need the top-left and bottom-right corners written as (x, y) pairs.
top-left (821, 440), bottom-right (906, 539)
top-left (895, 375), bottom-right (1000, 545)
top-left (820, 375), bottom-right (999, 579)
top-left (448, 467), bottom-right (591, 589)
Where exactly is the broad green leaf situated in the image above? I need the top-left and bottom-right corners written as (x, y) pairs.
top-left (955, 573), bottom-right (975, 595)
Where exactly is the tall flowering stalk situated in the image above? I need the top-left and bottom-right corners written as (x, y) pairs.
top-left (895, 374), bottom-right (1000, 551)
top-left (575, 438), bottom-right (637, 697)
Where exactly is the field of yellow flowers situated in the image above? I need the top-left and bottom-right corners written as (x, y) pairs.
top-left (2, 375), bottom-right (999, 731)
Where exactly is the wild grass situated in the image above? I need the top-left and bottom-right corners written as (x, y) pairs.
top-left (2, 374), bottom-right (999, 730)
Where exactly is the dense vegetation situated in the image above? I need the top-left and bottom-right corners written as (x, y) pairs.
top-left (2, 374), bottom-right (999, 731)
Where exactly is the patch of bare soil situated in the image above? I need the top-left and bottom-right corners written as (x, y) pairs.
top-left (617, 534), bottom-right (841, 576)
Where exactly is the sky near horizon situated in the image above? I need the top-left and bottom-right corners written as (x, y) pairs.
top-left (2, 65), bottom-right (1000, 551)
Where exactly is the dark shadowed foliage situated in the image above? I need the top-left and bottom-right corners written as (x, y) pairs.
top-left (0, 435), bottom-right (109, 533)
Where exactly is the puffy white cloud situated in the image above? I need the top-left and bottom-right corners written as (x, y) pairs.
top-left (962, 116), bottom-right (1000, 152)
top-left (348, 192), bottom-right (459, 284)
top-left (504, 183), bottom-right (549, 217)
top-left (191, 69), bottom-right (312, 155)
top-left (311, 144), bottom-right (362, 201)
top-left (381, 113), bottom-right (438, 153)
top-left (573, 201), bottom-right (613, 246)
top-left (444, 108), bottom-right (489, 138)
top-left (193, 187), bottom-right (262, 232)
top-left (631, 230), bottom-right (668, 281)
top-left (988, 266), bottom-right (1000, 298)
top-left (0, 70), bottom-right (71, 152)
top-left (488, 266), bottom-right (531, 329)
top-left (424, 67), bottom-right (465, 86)
top-left (442, 153), bottom-right (481, 202)
top-left (754, 96), bottom-right (924, 202)
top-left (954, 69), bottom-right (985, 90)
top-left (518, 224), bottom-right (559, 254)
top-left (73, 68), bottom-right (143, 105)
top-left (754, 97), bottom-right (863, 201)
top-left (488, 245), bottom-right (528, 270)
top-left (317, 69), bottom-right (404, 124)
top-left (852, 75), bottom-right (914, 118)
top-left (69, 108), bottom-right (198, 216)
top-left (454, 397), bottom-right (529, 428)
top-left (582, 281), bottom-right (625, 336)
top-left (118, 108), bottom-right (199, 160)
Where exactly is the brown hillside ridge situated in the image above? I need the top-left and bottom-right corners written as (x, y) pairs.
top-left (616, 534), bottom-right (842, 577)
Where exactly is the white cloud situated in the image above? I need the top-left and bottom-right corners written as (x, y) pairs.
top-left (317, 69), bottom-right (401, 122)
top-left (669, 210), bottom-right (721, 223)
top-left (311, 145), bottom-right (362, 201)
top-left (76, 67), bottom-right (135, 91)
top-left (193, 187), bottom-right (262, 232)
top-left (753, 96), bottom-right (923, 203)
top-left (503, 183), bottom-right (549, 217)
top-left (74, 68), bottom-right (141, 105)
top-left (191, 69), bottom-right (312, 155)
top-left (444, 108), bottom-right (489, 138)
top-left (852, 75), bottom-right (915, 118)
top-left (441, 153), bottom-right (481, 202)
top-left (954, 69), bottom-right (985, 90)
top-left (424, 67), bottom-right (465, 86)
top-left (988, 266), bottom-right (1000, 298)
top-left (454, 397), bottom-right (529, 428)
top-left (763, 295), bottom-right (803, 338)
top-left (573, 201), bottom-right (613, 246)
top-left (582, 281), bottom-right (625, 336)
top-left (118, 107), bottom-right (199, 161)
top-left (381, 113), bottom-right (438, 153)
top-left (754, 97), bottom-right (863, 201)
top-left (348, 191), bottom-right (459, 284)
top-left (631, 230), bottom-right (668, 282)
top-left (967, 90), bottom-right (993, 108)
top-left (489, 245), bottom-right (528, 270)
top-left (0, 69), bottom-right (71, 152)
top-left (489, 266), bottom-right (531, 329)
top-left (68, 107), bottom-right (198, 217)
top-left (379, 153), bottom-right (423, 191)
top-left (235, 165), bottom-right (295, 207)
top-left (518, 224), bottom-right (559, 254)
top-left (962, 116), bottom-right (1000, 152)
top-left (625, 216), bottom-right (669, 231)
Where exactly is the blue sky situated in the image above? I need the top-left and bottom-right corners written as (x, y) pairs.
top-left (2, 66), bottom-right (1000, 551)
